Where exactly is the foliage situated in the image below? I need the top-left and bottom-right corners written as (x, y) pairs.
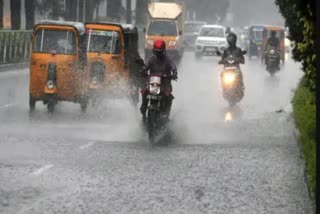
top-left (275, 0), bottom-right (316, 91)
top-left (292, 77), bottom-right (316, 196)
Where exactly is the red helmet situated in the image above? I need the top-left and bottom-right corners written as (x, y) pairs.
top-left (153, 39), bottom-right (166, 58)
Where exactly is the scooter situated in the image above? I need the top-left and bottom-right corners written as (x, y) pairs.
top-left (217, 50), bottom-right (246, 107)
top-left (265, 47), bottom-right (280, 76)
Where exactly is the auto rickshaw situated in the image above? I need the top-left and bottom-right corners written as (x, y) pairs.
top-left (261, 26), bottom-right (286, 64)
top-left (29, 20), bottom-right (89, 113)
top-left (248, 25), bottom-right (265, 60)
top-left (84, 22), bottom-right (141, 107)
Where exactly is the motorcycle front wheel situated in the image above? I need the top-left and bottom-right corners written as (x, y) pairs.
top-left (147, 109), bottom-right (158, 144)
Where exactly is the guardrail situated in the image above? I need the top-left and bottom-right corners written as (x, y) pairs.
top-left (0, 31), bottom-right (32, 64)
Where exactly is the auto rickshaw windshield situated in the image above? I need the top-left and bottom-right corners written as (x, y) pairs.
top-left (252, 29), bottom-right (263, 41)
top-left (33, 29), bottom-right (77, 55)
top-left (86, 29), bottom-right (121, 54)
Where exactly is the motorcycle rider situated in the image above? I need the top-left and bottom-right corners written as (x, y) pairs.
top-left (265, 31), bottom-right (280, 69)
top-left (140, 39), bottom-right (178, 120)
top-left (219, 32), bottom-right (245, 89)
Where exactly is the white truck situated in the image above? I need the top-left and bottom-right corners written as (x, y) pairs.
top-left (144, 1), bottom-right (186, 61)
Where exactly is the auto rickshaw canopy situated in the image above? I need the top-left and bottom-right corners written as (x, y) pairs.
top-left (34, 20), bottom-right (86, 36)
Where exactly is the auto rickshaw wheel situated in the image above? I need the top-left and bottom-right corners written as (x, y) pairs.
top-left (47, 98), bottom-right (55, 114)
top-left (80, 99), bottom-right (88, 113)
top-left (29, 94), bottom-right (36, 112)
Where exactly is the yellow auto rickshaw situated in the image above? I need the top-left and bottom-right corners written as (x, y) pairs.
top-left (29, 20), bottom-right (89, 113)
top-left (84, 22), bottom-right (141, 106)
top-left (261, 26), bottom-right (286, 64)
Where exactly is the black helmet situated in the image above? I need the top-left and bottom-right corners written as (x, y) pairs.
top-left (227, 32), bottom-right (237, 47)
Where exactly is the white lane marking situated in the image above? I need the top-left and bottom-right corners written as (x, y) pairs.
top-left (80, 141), bottom-right (96, 150)
top-left (0, 103), bottom-right (15, 109)
top-left (31, 164), bottom-right (54, 176)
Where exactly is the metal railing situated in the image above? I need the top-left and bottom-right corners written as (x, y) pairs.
top-left (0, 31), bottom-right (32, 64)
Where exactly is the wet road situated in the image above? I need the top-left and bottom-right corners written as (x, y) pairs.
top-left (0, 52), bottom-right (313, 213)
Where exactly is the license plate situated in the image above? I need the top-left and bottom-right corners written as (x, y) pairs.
top-left (147, 95), bottom-right (161, 100)
top-left (206, 47), bottom-right (216, 52)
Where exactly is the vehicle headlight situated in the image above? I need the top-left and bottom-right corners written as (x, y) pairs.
top-left (219, 41), bottom-right (227, 46)
top-left (47, 80), bottom-right (55, 89)
top-left (147, 40), bottom-right (154, 46)
top-left (196, 40), bottom-right (204, 45)
top-left (269, 49), bottom-right (276, 55)
top-left (223, 72), bottom-right (236, 85)
top-left (169, 40), bottom-right (177, 47)
top-left (149, 84), bottom-right (161, 95)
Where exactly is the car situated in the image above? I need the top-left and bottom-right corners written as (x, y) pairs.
top-left (184, 21), bottom-right (206, 50)
top-left (195, 25), bottom-right (228, 58)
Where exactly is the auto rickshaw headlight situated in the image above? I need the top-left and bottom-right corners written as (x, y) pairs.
top-left (47, 80), bottom-right (55, 89)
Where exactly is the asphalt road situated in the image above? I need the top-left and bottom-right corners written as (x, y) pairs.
top-left (0, 52), bottom-right (313, 213)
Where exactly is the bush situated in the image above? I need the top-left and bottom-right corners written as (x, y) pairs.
top-left (292, 77), bottom-right (316, 196)
top-left (275, 0), bottom-right (316, 91)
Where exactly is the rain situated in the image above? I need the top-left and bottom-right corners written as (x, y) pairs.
top-left (0, 0), bottom-right (314, 213)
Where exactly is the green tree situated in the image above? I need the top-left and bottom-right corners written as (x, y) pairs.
top-left (37, 0), bottom-right (65, 20)
top-left (10, 0), bottom-right (21, 29)
top-left (275, 0), bottom-right (316, 90)
top-left (0, 0), bottom-right (3, 29)
top-left (25, 0), bottom-right (36, 29)
top-left (135, 0), bottom-right (149, 27)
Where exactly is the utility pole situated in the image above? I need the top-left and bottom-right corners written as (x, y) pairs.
top-left (126, 0), bottom-right (131, 24)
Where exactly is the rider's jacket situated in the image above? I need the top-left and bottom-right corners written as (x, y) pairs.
top-left (141, 55), bottom-right (177, 95)
top-left (221, 46), bottom-right (245, 65)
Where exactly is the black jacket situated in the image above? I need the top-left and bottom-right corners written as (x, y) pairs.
top-left (267, 37), bottom-right (280, 49)
top-left (221, 46), bottom-right (245, 64)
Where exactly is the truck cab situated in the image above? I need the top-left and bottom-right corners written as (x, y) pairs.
top-left (144, 2), bottom-right (185, 61)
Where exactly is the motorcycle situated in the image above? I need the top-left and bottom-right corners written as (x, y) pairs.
top-left (217, 50), bottom-right (246, 107)
top-left (265, 46), bottom-right (280, 75)
top-left (136, 59), bottom-right (176, 143)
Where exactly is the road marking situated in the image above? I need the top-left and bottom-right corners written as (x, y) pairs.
top-left (80, 141), bottom-right (96, 150)
top-left (0, 103), bottom-right (15, 109)
top-left (31, 164), bottom-right (54, 176)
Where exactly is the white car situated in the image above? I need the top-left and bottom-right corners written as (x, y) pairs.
top-left (195, 25), bottom-right (228, 57)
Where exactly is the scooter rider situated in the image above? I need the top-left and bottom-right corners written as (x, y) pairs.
top-left (265, 31), bottom-right (280, 69)
top-left (219, 32), bottom-right (245, 89)
top-left (140, 39), bottom-right (178, 120)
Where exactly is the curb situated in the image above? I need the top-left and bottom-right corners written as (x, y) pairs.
top-left (0, 62), bottom-right (29, 72)
top-left (292, 126), bottom-right (316, 213)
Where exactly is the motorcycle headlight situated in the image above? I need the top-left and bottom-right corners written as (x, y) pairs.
top-left (147, 40), bottom-right (154, 46)
top-left (169, 40), bottom-right (177, 47)
top-left (47, 80), bottom-right (55, 89)
top-left (149, 84), bottom-right (161, 95)
top-left (269, 49), bottom-right (276, 55)
top-left (223, 72), bottom-right (236, 85)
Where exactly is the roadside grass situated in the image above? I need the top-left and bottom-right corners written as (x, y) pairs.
top-left (292, 77), bottom-right (316, 197)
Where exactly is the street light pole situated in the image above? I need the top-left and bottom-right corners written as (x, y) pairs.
top-left (126, 0), bottom-right (131, 24)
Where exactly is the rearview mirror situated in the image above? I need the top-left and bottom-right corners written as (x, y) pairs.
top-left (135, 58), bottom-right (145, 66)
top-left (216, 50), bottom-right (222, 56)
top-left (179, 30), bottom-right (182, 35)
top-left (143, 28), bottom-right (146, 33)
top-left (242, 50), bottom-right (247, 55)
